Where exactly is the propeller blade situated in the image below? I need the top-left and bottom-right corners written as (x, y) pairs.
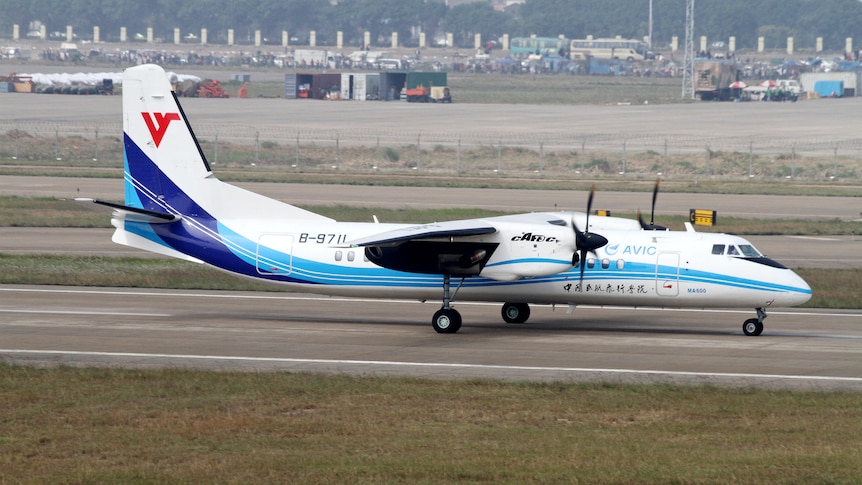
top-left (638, 179), bottom-right (668, 231)
top-left (572, 185), bottom-right (608, 290)
top-left (578, 248), bottom-right (586, 285)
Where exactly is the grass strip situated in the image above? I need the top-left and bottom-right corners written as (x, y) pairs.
top-left (0, 254), bottom-right (857, 309)
top-left (1, 365), bottom-right (861, 484)
top-left (2, 196), bottom-right (862, 235)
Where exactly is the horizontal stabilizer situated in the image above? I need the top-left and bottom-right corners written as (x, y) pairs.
top-left (76, 198), bottom-right (180, 223)
top-left (348, 219), bottom-right (497, 247)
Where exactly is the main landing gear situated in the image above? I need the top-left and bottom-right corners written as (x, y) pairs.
top-left (501, 302), bottom-right (531, 324)
top-left (742, 307), bottom-right (768, 336)
top-left (432, 274), bottom-right (462, 333)
top-left (431, 275), bottom-right (534, 333)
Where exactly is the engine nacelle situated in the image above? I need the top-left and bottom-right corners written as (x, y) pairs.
top-left (479, 261), bottom-right (576, 282)
top-left (479, 222), bottom-right (577, 281)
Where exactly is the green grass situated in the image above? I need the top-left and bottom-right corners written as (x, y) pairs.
top-left (0, 196), bottom-right (110, 227)
top-left (220, 74), bottom-right (686, 105)
top-left (3, 196), bottom-right (862, 235)
top-left (2, 365), bottom-right (861, 484)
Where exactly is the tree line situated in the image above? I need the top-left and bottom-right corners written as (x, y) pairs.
top-left (2, 0), bottom-right (862, 51)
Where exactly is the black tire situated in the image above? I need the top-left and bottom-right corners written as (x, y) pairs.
top-left (743, 318), bottom-right (763, 336)
top-left (432, 308), bottom-right (462, 333)
top-left (501, 302), bottom-right (531, 324)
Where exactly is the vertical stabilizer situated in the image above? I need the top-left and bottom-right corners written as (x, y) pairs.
top-left (123, 64), bottom-right (211, 214)
top-left (121, 64), bottom-right (332, 222)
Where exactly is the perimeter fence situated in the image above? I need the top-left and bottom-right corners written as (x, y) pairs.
top-left (1, 120), bottom-right (861, 181)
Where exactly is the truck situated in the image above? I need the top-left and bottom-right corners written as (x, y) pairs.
top-left (695, 60), bottom-right (739, 101)
top-left (777, 79), bottom-right (801, 95)
top-left (293, 49), bottom-right (339, 68)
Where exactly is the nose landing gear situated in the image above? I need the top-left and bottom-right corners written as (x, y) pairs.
top-left (742, 307), bottom-right (768, 336)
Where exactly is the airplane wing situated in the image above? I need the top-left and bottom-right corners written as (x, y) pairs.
top-left (348, 219), bottom-right (497, 247)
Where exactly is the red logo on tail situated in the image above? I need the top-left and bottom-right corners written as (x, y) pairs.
top-left (141, 112), bottom-right (181, 147)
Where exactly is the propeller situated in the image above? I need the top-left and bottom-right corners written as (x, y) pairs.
top-left (572, 185), bottom-right (608, 287)
top-left (638, 179), bottom-right (668, 231)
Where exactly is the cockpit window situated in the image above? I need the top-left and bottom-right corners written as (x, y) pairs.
top-left (738, 245), bottom-right (762, 257)
top-left (727, 245), bottom-right (739, 255)
top-left (711, 244), bottom-right (725, 255)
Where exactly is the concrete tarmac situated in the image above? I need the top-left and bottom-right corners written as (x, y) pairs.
top-left (2, 286), bottom-right (861, 390)
top-left (3, 74), bottom-right (862, 145)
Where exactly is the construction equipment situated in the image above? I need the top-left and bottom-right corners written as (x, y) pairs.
top-left (196, 79), bottom-right (229, 98)
top-left (404, 85), bottom-right (430, 102)
top-left (405, 85), bottom-right (452, 103)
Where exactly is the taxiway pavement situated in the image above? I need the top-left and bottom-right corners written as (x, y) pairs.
top-left (2, 286), bottom-right (861, 390)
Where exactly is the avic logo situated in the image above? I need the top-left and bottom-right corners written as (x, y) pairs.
top-left (604, 243), bottom-right (657, 256)
top-left (141, 112), bottom-right (180, 147)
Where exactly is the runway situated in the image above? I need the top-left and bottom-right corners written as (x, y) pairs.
top-left (2, 286), bottom-right (861, 390)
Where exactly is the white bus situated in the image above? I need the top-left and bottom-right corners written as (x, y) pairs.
top-left (569, 38), bottom-right (646, 61)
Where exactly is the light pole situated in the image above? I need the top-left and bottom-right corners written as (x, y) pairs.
top-left (648, 0), bottom-right (653, 48)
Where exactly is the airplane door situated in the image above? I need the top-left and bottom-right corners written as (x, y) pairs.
top-left (256, 234), bottom-right (293, 275)
top-left (655, 252), bottom-right (679, 296)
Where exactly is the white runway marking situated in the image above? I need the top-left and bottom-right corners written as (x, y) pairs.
top-left (3, 349), bottom-right (862, 384)
top-left (787, 235), bottom-right (842, 241)
top-left (0, 309), bottom-right (172, 317)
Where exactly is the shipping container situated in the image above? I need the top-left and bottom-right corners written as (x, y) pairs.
top-left (813, 80), bottom-right (844, 98)
top-left (285, 73), bottom-right (341, 99)
top-left (340, 73), bottom-right (380, 101)
top-left (379, 72), bottom-right (447, 101)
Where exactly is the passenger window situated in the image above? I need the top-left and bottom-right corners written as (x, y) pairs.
top-left (587, 258), bottom-right (595, 268)
top-left (335, 251), bottom-right (343, 261)
top-left (601, 258), bottom-right (610, 269)
top-left (728, 246), bottom-right (739, 255)
top-left (347, 251), bottom-right (355, 262)
top-left (616, 259), bottom-right (625, 270)
top-left (712, 244), bottom-right (725, 255)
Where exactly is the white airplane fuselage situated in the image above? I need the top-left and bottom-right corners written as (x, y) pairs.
top-left (119, 211), bottom-right (810, 310)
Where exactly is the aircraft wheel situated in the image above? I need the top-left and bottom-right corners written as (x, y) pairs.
top-left (432, 308), bottom-right (462, 334)
top-left (742, 318), bottom-right (763, 336)
top-left (501, 302), bottom-right (531, 324)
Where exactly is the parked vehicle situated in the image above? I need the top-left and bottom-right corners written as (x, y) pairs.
top-left (695, 61), bottom-right (739, 101)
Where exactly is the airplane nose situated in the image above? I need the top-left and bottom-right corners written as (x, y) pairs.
top-left (777, 270), bottom-right (812, 306)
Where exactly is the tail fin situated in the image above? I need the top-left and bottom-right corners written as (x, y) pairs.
top-left (122, 63), bottom-right (331, 222)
